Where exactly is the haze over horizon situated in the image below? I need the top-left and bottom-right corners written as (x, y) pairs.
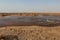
top-left (0, 0), bottom-right (60, 12)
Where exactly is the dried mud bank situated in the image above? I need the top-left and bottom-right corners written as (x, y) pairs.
top-left (0, 26), bottom-right (60, 40)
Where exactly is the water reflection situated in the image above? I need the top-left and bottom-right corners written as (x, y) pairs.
top-left (0, 16), bottom-right (60, 27)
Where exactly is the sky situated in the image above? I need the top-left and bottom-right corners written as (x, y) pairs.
top-left (0, 0), bottom-right (60, 12)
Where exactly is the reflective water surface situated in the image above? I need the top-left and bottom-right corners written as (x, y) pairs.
top-left (0, 16), bottom-right (60, 27)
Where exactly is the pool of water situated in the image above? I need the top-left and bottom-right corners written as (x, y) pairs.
top-left (0, 16), bottom-right (60, 27)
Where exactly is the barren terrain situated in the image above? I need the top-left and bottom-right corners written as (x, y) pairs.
top-left (0, 13), bottom-right (60, 40)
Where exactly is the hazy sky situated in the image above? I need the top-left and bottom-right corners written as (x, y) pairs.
top-left (0, 0), bottom-right (60, 12)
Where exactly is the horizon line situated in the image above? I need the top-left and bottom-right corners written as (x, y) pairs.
top-left (0, 12), bottom-right (60, 13)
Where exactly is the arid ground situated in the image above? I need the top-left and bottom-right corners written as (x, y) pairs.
top-left (0, 13), bottom-right (60, 40)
